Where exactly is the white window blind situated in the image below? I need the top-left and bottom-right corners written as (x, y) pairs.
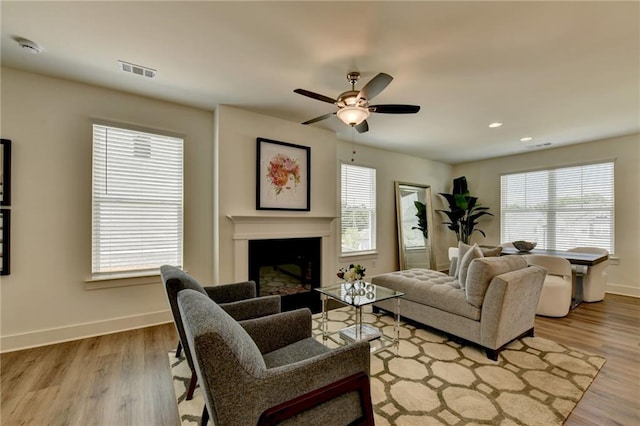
top-left (341, 164), bottom-right (376, 254)
top-left (92, 124), bottom-right (184, 274)
top-left (501, 162), bottom-right (614, 253)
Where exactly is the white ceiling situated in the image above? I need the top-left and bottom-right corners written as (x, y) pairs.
top-left (2, 1), bottom-right (638, 164)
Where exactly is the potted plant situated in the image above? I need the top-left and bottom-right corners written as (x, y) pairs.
top-left (412, 201), bottom-right (429, 239)
top-left (437, 176), bottom-right (493, 244)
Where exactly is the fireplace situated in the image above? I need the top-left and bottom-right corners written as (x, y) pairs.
top-left (249, 237), bottom-right (322, 313)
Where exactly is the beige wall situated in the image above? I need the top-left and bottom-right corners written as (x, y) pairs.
top-left (3, 67), bottom-right (635, 352)
top-left (215, 106), bottom-right (454, 286)
top-left (215, 105), bottom-right (340, 284)
top-left (337, 142), bottom-right (453, 275)
top-left (0, 68), bottom-right (215, 351)
top-left (453, 133), bottom-right (640, 296)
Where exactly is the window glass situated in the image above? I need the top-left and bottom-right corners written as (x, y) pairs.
top-left (341, 164), bottom-right (376, 254)
top-left (92, 124), bottom-right (183, 274)
top-left (501, 162), bottom-right (614, 253)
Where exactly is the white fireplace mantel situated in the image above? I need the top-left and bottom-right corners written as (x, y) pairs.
top-left (227, 215), bottom-right (337, 240)
top-left (227, 215), bottom-right (337, 282)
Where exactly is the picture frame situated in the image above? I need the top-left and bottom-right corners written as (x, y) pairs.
top-left (256, 137), bottom-right (310, 211)
top-left (1, 139), bottom-right (11, 206)
top-left (1, 209), bottom-right (9, 275)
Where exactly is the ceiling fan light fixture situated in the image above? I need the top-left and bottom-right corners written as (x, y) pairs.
top-left (337, 106), bottom-right (370, 126)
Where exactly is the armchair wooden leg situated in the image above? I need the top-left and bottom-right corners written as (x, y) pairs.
top-left (201, 405), bottom-right (209, 426)
top-left (176, 340), bottom-right (183, 358)
top-left (186, 370), bottom-right (198, 400)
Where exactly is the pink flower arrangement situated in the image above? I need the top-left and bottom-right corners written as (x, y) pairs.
top-left (267, 154), bottom-right (301, 195)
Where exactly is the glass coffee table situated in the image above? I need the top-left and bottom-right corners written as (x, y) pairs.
top-left (315, 281), bottom-right (404, 353)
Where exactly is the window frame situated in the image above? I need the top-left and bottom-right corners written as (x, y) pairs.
top-left (340, 162), bottom-right (377, 257)
top-left (500, 160), bottom-right (615, 254)
top-left (90, 121), bottom-right (184, 279)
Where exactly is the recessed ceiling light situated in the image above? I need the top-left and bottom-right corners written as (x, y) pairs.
top-left (14, 37), bottom-right (42, 54)
top-left (520, 137), bottom-right (533, 142)
top-left (488, 122), bottom-right (503, 128)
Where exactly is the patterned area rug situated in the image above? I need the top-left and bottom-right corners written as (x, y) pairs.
top-left (169, 307), bottom-right (605, 425)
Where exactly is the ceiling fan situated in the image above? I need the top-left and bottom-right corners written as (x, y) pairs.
top-left (294, 72), bottom-right (420, 133)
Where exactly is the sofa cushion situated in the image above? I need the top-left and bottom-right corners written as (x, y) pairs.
top-left (454, 242), bottom-right (503, 278)
top-left (465, 256), bottom-right (529, 307)
top-left (454, 241), bottom-right (472, 278)
top-left (480, 246), bottom-right (503, 257)
top-left (371, 269), bottom-right (481, 321)
top-left (263, 337), bottom-right (330, 369)
top-left (458, 244), bottom-right (483, 290)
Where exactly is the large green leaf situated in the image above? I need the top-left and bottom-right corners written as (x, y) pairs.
top-left (437, 176), bottom-right (493, 244)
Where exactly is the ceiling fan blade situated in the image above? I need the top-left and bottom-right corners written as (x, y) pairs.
top-left (370, 104), bottom-right (421, 114)
top-left (357, 73), bottom-right (393, 102)
top-left (294, 89), bottom-right (337, 105)
top-left (355, 120), bottom-right (369, 133)
top-left (301, 112), bottom-right (335, 125)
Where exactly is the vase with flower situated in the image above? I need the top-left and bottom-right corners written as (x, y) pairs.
top-left (337, 264), bottom-right (366, 283)
top-left (338, 264), bottom-right (367, 298)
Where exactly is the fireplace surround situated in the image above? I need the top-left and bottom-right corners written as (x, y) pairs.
top-left (249, 237), bottom-right (321, 312)
top-left (227, 215), bottom-right (336, 313)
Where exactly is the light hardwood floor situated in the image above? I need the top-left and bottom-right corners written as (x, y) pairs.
top-left (1, 294), bottom-right (639, 425)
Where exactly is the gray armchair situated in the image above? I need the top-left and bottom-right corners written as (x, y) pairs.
top-left (160, 265), bottom-right (281, 400)
top-left (177, 289), bottom-right (374, 426)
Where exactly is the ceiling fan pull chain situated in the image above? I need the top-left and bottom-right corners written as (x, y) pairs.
top-left (351, 127), bottom-right (357, 162)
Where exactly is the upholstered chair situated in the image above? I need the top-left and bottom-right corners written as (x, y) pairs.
top-left (160, 265), bottom-right (281, 400)
top-left (178, 289), bottom-right (374, 426)
top-left (524, 255), bottom-right (573, 317)
top-left (566, 247), bottom-right (609, 302)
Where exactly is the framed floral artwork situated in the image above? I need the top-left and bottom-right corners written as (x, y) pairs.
top-left (0, 209), bottom-right (9, 275)
top-left (0, 139), bottom-right (11, 206)
top-left (256, 138), bottom-right (310, 211)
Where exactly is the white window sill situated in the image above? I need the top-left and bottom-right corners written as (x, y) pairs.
top-left (340, 251), bottom-right (378, 261)
top-left (85, 270), bottom-right (162, 290)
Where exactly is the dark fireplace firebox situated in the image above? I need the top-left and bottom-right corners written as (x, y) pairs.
top-left (248, 237), bottom-right (322, 313)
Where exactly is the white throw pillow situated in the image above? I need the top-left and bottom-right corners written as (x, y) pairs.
top-left (455, 241), bottom-right (473, 278)
top-left (458, 243), bottom-right (484, 289)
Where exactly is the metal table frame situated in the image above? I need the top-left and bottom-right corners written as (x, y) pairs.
top-left (315, 282), bottom-right (404, 353)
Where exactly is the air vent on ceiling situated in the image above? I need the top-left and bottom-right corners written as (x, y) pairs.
top-left (118, 60), bottom-right (156, 78)
top-left (14, 37), bottom-right (43, 54)
top-left (524, 142), bottom-right (552, 149)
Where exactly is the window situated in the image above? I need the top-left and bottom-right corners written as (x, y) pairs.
top-left (341, 164), bottom-right (376, 255)
top-left (92, 123), bottom-right (184, 275)
top-left (501, 162), bottom-right (614, 253)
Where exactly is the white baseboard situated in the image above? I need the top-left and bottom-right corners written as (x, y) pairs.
top-left (0, 310), bottom-right (173, 353)
top-left (606, 283), bottom-right (640, 298)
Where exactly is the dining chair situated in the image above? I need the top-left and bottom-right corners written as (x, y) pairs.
top-left (524, 255), bottom-right (573, 317)
top-left (566, 247), bottom-right (609, 302)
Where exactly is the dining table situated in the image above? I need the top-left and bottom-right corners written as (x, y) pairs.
top-left (500, 247), bottom-right (609, 309)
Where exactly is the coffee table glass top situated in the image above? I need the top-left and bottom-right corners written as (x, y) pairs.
top-left (315, 282), bottom-right (404, 307)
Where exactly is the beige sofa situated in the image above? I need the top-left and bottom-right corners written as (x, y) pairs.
top-left (372, 254), bottom-right (546, 360)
